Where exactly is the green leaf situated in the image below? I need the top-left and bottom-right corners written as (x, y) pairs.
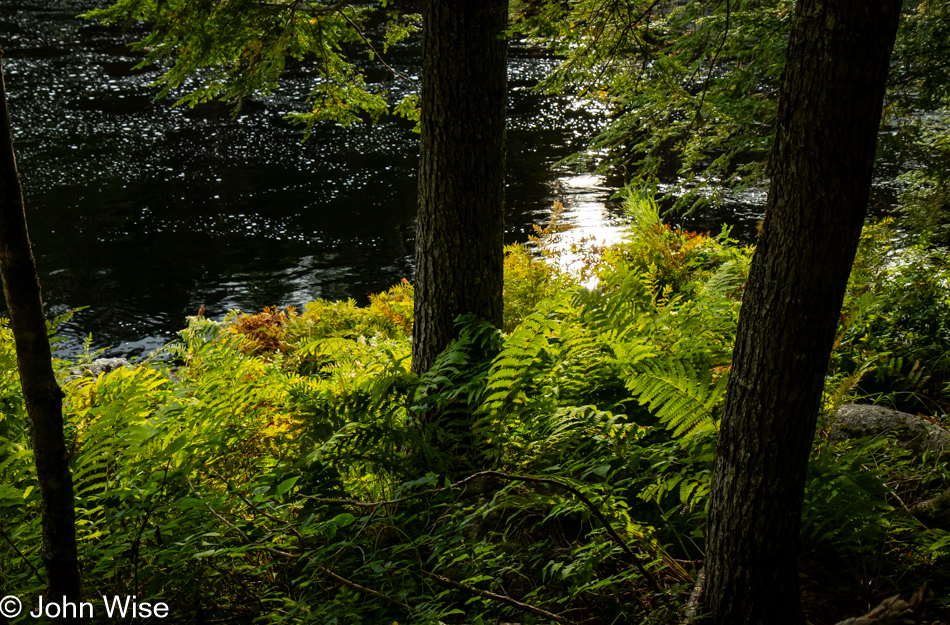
top-left (164, 434), bottom-right (189, 456)
top-left (332, 513), bottom-right (356, 528)
top-left (276, 476), bottom-right (300, 497)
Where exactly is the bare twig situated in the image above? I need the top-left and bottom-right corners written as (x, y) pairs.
top-left (186, 475), bottom-right (251, 543)
top-left (0, 522), bottom-right (46, 586)
top-left (890, 489), bottom-right (930, 530)
top-left (208, 470), bottom-right (305, 558)
top-left (455, 471), bottom-right (669, 600)
top-left (228, 483), bottom-right (293, 528)
top-left (191, 486), bottom-right (297, 559)
top-left (421, 568), bottom-right (575, 625)
top-left (132, 461), bottom-right (171, 598)
top-left (257, 546), bottom-right (298, 558)
top-left (570, 0), bottom-right (666, 99)
top-left (312, 561), bottom-right (412, 610)
top-left (298, 489), bottom-right (440, 508)
top-left (205, 471), bottom-right (411, 611)
top-left (298, 469), bottom-right (671, 600)
top-left (335, 6), bottom-right (415, 84)
top-left (690, 0), bottom-right (731, 131)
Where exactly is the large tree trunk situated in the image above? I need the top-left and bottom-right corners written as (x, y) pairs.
top-left (0, 60), bottom-right (81, 614)
top-left (411, 0), bottom-right (508, 375)
top-left (703, 1), bottom-right (903, 624)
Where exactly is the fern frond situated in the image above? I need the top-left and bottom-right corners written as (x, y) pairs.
top-left (625, 358), bottom-right (725, 443)
top-left (481, 306), bottom-right (561, 417)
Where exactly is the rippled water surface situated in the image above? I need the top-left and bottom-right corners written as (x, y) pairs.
top-left (4, 1), bottom-right (903, 357)
top-left (0, 0), bottom-right (633, 356)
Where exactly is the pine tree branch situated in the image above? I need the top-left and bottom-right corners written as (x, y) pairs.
top-left (258, 0), bottom-right (346, 14)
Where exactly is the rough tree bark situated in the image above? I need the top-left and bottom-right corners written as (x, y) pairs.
top-left (703, 1), bottom-right (903, 624)
top-left (0, 60), bottom-right (81, 613)
top-left (411, 0), bottom-right (508, 375)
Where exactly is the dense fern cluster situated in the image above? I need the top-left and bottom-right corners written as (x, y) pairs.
top-left (1, 199), bottom-right (949, 623)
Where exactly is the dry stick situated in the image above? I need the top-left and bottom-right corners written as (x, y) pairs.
top-left (458, 471), bottom-right (668, 601)
top-left (302, 471), bottom-right (669, 611)
top-left (298, 471), bottom-right (668, 599)
top-left (206, 471), bottom-right (412, 611)
top-left (0, 523), bottom-right (46, 586)
top-left (683, 567), bottom-right (706, 624)
top-left (299, 488), bottom-right (441, 509)
top-left (296, 471), bottom-right (499, 509)
top-left (186, 475), bottom-right (251, 543)
top-left (206, 490), bottom-right (568, 625)
top-left (203, 617), bottom-right (247, 625)
top-left (421, 569), bottom-right (575, 625)
top-left (188, 476), bottom-right (300, 563)
top-left (213, 471), bottom-right (387, 590)
top-left (217, 473), bottom-right (576, 620)
top-left (890, 488), bottom-right (930, 530)
top-left (210, 469), bottom-right (288, 527)
top-left (233, 477), bottom-right (380, 560)
top-left (216, 470), bottom-right (657, 619)
top-left (312, 562), bottom-right (412, 611)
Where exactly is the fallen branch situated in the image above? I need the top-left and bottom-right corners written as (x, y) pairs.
top-left (298, 470), bottom-right (673, 601)
top-left (186, 475), bottom-right (251, 543)
top-left (456, 471), bottom-right (669, 600)
top-left (299, 489), bottom-right (440, 509)
top-left (0, 522), bottom-right (46, 586)
top-left (202, 472), bottom-right (411, 612)
top-left (833, 585), bottom-right (931, 625)
top-left (684, 567), bottom-right (706, 624)
top-left (420, 568), bottom-right (575, 625)
top-left (313, 561), bottom-right (412, 611)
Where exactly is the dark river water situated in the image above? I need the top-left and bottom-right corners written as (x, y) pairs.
top-left (0, 1), bottom-right (901, 359)
top-left (0, 0), bottom-right (640, 357)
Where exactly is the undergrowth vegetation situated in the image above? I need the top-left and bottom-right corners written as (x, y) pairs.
top-left (1, 195), bottom-right (949, 624)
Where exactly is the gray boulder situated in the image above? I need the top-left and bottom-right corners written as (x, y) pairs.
top-left (63, 357), bottom-right (131, 383)
top-left (909, 488), bottom-right (950, 528)
top-left (829, 404), bottom-right (950, 455)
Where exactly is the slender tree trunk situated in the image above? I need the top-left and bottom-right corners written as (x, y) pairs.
top-left (703, 1), bottom-right (902, 624)
top-left (411, 0), bottom-right (508, 375)
top-left (0, 60), bottom-right (81, 615)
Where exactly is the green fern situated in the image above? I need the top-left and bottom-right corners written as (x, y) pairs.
top-left (801, 439), bottom-right (894, 556)
top-left (626, 358), bottom-right (725, 443)
top-left (480, 302), bottom-right (564, 418)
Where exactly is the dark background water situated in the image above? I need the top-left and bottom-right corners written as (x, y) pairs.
top-left (0, 1), bottom-right (901, 359)
top-left (0, 0), bottom-right (631, 357)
